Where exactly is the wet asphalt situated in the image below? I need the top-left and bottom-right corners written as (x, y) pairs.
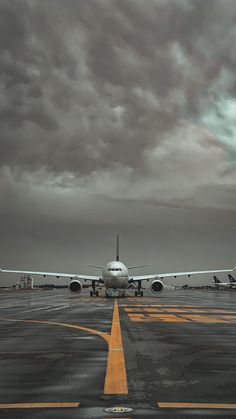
top-left (0, 288), bottom-right (236, 418)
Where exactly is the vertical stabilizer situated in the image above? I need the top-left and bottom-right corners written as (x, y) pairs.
top-left (116, 234), bottom-right (120, 261)
top-left (213, 276), bottom-right (221, 283)
top-left (228, 274), bottom-right (236, 283)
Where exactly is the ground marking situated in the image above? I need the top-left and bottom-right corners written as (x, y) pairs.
top-left (23, 319), bottom-right (111, 345)
top-left (158, 402), bottom-right (236, 409)
top-left (44, 305), bottom-right (70, 312)
top-left (20, 306), bottom-right (52, 313)
top-left (104, 299), bottom-right (128, 394)
top-left (0, 298), bottom-right (128, 399)
top-left (0, 402), bottom-right (80, 409)
top-left (124, 305), bottom-right (236, 323)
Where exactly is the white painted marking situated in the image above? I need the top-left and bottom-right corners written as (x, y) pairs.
top-left (45, 305), bottom-right (69, 312)
top-left (20, 306), bottom-right (52, 313)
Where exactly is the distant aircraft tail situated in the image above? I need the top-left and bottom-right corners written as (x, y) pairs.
top-left (228, 274), bottom-right (236, 283)
top-left (213, 276), bottom-right (221, 284)
top-left (116, 234), bottom-right (120, 261)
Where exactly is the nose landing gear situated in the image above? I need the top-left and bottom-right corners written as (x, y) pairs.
top-left (90, 290), bottom-right (99, 297)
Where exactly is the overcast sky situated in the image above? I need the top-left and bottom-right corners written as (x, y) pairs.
top-left (1, 0), bottom-right (236, 286)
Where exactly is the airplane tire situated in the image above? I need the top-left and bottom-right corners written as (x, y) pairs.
top-left (90, 291), bottom-right (93, 297)
top-left (140, 291), bottom-right (144, 297)
top-left (135, 291), bottom-right (138, 297)
top-left (96, 291), bottom-right (99, 297)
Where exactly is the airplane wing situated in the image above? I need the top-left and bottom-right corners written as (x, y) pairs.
top-left (157, 268), bottom-right (233, 279)
top-left (129, 275), bottom-right (158, 282)
top-left (130, 268), bottom-right (233, 282)
top-left (0, 268), bottom-right (100, 282)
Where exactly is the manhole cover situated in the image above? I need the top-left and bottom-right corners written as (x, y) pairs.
top-left (104, 406), bottom-right (133, 413)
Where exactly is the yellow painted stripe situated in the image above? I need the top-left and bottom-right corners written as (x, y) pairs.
top-left (25, 319), bottom-right (111, 345)
top-left (182, 315), bottom-right (226, 323)
top-left (0, 318), bottom-right (110, 346)
top-left (158, 402), bottom-right (236, 409)
top-left (104, 299), bottom-right (128, 394)
top-left (0, 402), bottom-right (80, 409)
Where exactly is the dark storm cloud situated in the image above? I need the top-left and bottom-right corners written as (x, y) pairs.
top-left (1, 0), bottom-right (236, 180)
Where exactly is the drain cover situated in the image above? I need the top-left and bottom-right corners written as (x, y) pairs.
top-left (104, 406), bottom-right (133, 413)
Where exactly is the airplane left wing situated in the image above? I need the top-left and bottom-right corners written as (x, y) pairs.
top-left (157, 268), bottom-right (233, 279)
top-left (130, 268), bottom-right (233, 282)
top-left (0, 268), bottom-right (100, 282)
top-left (129, 275), bottom-right (157, 282)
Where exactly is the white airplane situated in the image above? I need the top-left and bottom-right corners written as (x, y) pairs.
top-left (228, 274), bottom-right (236, 287)
top-left (0, 235), bottom-right (234, 297)
top-left (213, 275), bottom-right (236, 288)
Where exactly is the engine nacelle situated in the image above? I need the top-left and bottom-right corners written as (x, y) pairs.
top-left (69, 279), bottom-right (82, 294)
top-left (151, 279), bottom-right (164, 294)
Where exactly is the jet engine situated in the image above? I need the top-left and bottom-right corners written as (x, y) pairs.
top-left (69, 279), bottom-right (82, 294)
top-left (151, 279), bottom-right (164, 294)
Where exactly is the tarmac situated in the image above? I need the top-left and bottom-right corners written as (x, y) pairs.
top-left (0, 287), bottom-right (236, 418)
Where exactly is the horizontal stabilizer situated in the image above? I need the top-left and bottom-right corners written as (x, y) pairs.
top-left (128, 265), bottom-right (150, 269)
top-left (85, 265), bottom-right (104, 269)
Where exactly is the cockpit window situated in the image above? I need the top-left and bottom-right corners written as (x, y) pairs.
top-left (108, 268), bottom-right (122, 271)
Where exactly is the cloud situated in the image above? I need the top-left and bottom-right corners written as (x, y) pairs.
top-left (0, 0), bottom-right (236, 274)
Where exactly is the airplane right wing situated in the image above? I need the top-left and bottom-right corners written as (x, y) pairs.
top-left (0, 268), bottom-right (101, 282)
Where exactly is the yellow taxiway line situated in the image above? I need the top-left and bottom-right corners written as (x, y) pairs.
top-left (0, 402), bottom-right (79, 409)
top-left (24, 319), bottom-right (111, 346)
top-left (0, 317), bottom-right (110, 346)
top-left (0, 298), bottom-right (128, 397)
top-left (104, 299), bottom-right (128, 394)
top-left (158, 402), bottom-right (236, 409)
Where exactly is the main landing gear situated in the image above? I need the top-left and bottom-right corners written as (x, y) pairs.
top-left (134, 280), bottom-right (144, 297)
top-left (90, 281), bottom-right (99, 297)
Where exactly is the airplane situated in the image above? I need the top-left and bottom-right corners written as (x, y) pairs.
top-left (228, 274), bottom-right (236, 286)
top-left (213, 276), bottom-right (235, 289)
top-left (0, 235), bottom-right (235, 297)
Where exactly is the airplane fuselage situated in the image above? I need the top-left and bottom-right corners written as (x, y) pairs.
top-left (102, 261), bottom-right (129, 289)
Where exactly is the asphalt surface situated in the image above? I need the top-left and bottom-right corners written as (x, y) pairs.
top-left (0, 288), bottom-right (236, 418)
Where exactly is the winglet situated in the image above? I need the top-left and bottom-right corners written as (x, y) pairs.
top-left (116, 234), bottom-right (120, 261)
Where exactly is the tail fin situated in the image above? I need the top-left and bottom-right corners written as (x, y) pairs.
top-left (116, 234), bottom-right (120, 261)
top-left (228, 274), bottom-right (236, 283)
top-left (213, 276), bottom-right (221, 283)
